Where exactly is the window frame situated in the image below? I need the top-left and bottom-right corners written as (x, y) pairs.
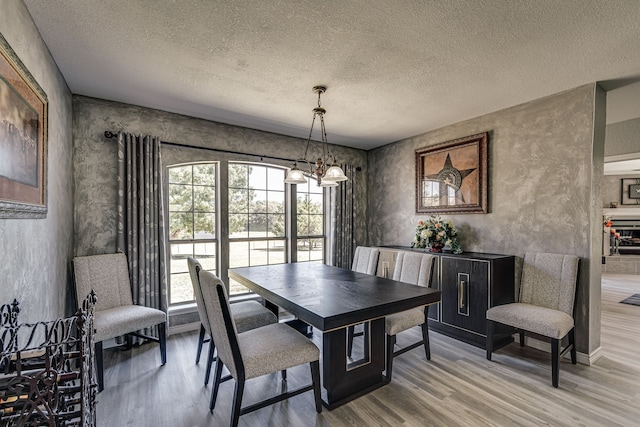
top-left (293, 178), bottom-right (326, 264)
top-left (227, 162), bottom-right (289, 295)
top-left (166, 162), bottom-right (219, 306)
top-left (165, 159), bottom-right (329, 306)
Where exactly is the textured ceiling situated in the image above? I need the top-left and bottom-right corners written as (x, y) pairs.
top-left (23, 0), bottom-right (640, 150)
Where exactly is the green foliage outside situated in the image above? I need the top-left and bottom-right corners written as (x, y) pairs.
top-left (169, 163), bottom-right (323, 242)
top-left (169, 164), bottom-right (217, 239)
top-left (297, 193), bottom-right (323, 249)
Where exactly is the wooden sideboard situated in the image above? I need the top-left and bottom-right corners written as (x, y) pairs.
top-left (376, 246), bottom-right (515, 350)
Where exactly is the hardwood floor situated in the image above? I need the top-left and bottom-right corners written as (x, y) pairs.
top-left (98, 274), bottom-right (640, 426)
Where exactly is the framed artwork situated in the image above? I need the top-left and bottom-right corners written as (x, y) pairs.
top-left (0, 33), bottom-right (48, 219)
top-left (621, 178), bottom-right (640, 205)
top-left (416, 132), bottom-right (488, 214)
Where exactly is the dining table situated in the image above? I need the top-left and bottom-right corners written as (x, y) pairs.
top-left (228, 262), bottom-right (441, 409)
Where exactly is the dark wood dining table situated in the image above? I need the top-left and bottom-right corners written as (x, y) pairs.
top-left (228, 262), bottom-right (441, 409)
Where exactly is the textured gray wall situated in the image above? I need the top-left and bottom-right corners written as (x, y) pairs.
top-left (605, 117), bottom-right (640, 157)
top-left (72, 96), bottom-right (368, 257)
top-left (0, 1), bottom-right (74, 320)
top-left (367, 84), bottom-right (604, 355)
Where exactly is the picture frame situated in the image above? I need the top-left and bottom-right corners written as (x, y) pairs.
top-left (416, 132), bottom-right (488, 214)
top-left (621, 178), bottom-right (640, 205)
top-left (0, 33), bottom-right (48, 219)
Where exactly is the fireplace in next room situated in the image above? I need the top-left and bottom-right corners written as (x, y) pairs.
top-left (610, 218), bottom-right (640, 255)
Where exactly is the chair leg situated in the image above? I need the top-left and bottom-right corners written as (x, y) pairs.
top-left (486, 320), bottom-right (495, 361)
top-left (385, 334), bottom-right (396, 383)
top-left (204, 340), bottom-right (215, 386)
top-left (231, 378), bottom-right (245, 427)
top-left (569, 328), bottom-right (577, 364)
top-left (551, 338), bottom-right (559, 388)
top-left (519, 330), bottom-right (525, 347)
top-left (421, 322), bottom-right (431, 361)
top-left (310, 360), bottom-right (322, 413)
top-left (196, 323), bottom-right (205, 364)
top-left (209, 358), bottom-right (224, 413)
top-left (158, 322), bottom-right (167, 365)
top-left (347, 325), bottom-right (355, 358)
top-left (95, 341), bottom-right (104, 392)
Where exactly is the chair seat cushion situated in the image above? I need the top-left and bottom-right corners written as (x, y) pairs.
top-left (94, 305), bottom-right (166, 342)
top-left (238, 323), bottom-right (319, 380)
top-left (486, 303), bottom-right (574, 339)
top-left (385, 308), bottom-right (425, 336)
top-left (231, 301), bottom-right (277, 333)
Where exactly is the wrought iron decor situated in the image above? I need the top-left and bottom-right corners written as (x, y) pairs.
top-left (415, 132), bottom-right (488, 214)
top-left (621, 178), bottom-right (640, 205)
top-left (0, 292), bottom-right (97, 426)
top-left (0, 32), bottom-right (48, 219)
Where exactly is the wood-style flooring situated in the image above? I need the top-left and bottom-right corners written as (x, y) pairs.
top-left (98, 274), bottom-right (640, 426)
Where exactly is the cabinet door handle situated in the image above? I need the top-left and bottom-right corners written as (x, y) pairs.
top-left (459, 280), bottom-right (466, 310)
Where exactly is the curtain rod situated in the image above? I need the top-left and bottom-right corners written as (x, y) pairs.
top-left (103, 131), bottom-right (361, 171)
top-left (104, 130), bottom-right (295, 163)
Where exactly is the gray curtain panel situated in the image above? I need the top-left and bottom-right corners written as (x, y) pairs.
top-left (116, 132), bottom-right (168, 338)
top-left (331, 164), bottom-right (357, 269)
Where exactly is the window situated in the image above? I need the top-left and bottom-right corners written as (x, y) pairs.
top-left (228, 163), bottom-right (287, 295)
top-left (167, 163), bottom-right (217, 305)
top-left (296, 179), bottom-right (324, 262)
top-left (166, 160), bottom-right (327, 304)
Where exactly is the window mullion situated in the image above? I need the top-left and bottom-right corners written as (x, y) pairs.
top-left (219, 161), bottom-right (230, 290)
top-left (289, 183), bottom-right (297, 263)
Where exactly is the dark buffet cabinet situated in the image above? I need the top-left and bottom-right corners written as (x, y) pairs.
top-left (376, 247), bottom-right (515, 350)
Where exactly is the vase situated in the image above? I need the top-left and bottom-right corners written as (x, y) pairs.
top-left (429, 242), bottom-right (444, 253)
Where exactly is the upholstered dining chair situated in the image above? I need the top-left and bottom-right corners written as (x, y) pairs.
top-left (486, 252), bottom-right (580, 388)
top-left (187, 257), bottom-right (277, 385)
top-left (72, 253), bottom-right (167, 391)
top-left (198, 270), bottom-right (322, 426)
top-left (347, 246), bottom-right (380, 357)
top-left (352, 246), bottom-right (380, 275)
top-left (385, 251), bottom-right (436, 382)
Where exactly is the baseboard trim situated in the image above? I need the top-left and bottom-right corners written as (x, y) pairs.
top-left (583, 345), bottom-right (603, 365)
top-left (169, 321), bottom-right (200, 336)
top-left (521, 336), bottom-right (602, 366)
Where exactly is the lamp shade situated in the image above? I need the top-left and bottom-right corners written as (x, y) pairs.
top-left (322, 165), bottom-right (348, 182)
top-left (284, 167), bottom-right (307, 184)
top-left (319, 179), bottom-right (338, 187)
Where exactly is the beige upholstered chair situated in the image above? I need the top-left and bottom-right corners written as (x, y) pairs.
top-left (385, 252), bottom-right (436, 382)
top-left (347, 246), bottom-right (380, 357)
top-left (351, 246), bottom-right (380, 275)
top-left (187, 257), bottom-right (277, 385)
top-left (72, 253), bottom-right (167, 391)
top-left (486, 252), bottom-right (579, 388)
top-left (198, 270), bottom-right (321, 426)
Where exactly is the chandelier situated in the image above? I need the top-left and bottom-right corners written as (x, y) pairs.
top-left (284, 86), bottom-right (348, 187)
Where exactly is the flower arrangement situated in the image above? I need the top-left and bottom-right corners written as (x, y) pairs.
top-left (603, 215), bottom-right (612, 228)
top-left (411, 215), bottom-right (462, 254)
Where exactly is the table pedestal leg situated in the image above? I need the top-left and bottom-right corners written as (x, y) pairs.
top-left (321, 318), bottom-right (386, 409)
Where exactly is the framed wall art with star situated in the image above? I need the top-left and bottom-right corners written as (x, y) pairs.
top-left (415, 132), bottom-right (488, 214)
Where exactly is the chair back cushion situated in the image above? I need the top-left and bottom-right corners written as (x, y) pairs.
top-left (352, 246), bottom-right (380, 275)
top-left (393, 252), bottom-right (435, 287)
top-left (187, 257), bottom-right (211, 335)
top-left (198, 269), bottom-right (241, 378)
top-left (73, 253), bottom-right (134, 311)
top-left (519, 253), bottom-right (579, 315)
